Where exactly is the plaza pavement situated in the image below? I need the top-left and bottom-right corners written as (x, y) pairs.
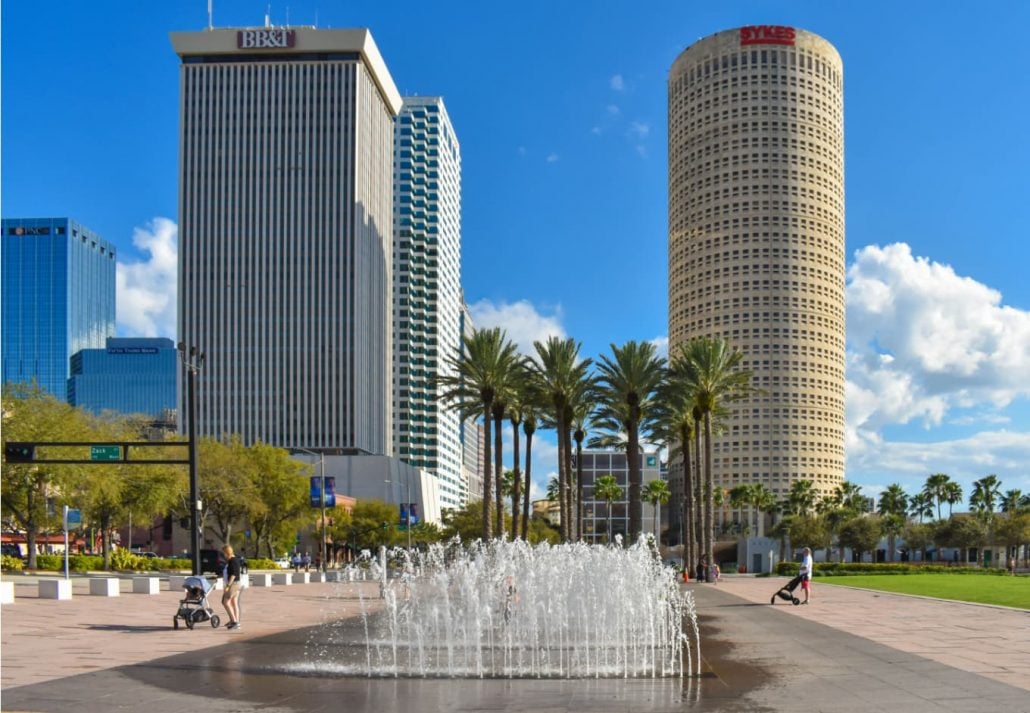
top-left (0, 571), bottom-right (1027, 712)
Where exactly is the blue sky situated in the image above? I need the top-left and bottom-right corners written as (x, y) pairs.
top-left (3, 1), bottom-right (1029, 507)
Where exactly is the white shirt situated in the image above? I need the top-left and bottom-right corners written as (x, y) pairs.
top-left (800, 553), bottom-right (813, 577)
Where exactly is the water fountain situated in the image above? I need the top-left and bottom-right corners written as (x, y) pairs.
top-left (308, 537), bottom-right (700, 679)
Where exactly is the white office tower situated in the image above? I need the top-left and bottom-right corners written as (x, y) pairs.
top-left (170, 28), bottom-right (401, 452)
top-left (392, 97), bottom-right (464, 509)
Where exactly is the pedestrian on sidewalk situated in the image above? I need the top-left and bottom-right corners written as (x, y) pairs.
top-left (799, 547), bottom-right (813, 604)
top-left (221, 544), bottom-right (243, 630)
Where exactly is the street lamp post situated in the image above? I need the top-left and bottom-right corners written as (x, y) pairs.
top-left (177, 343), bottom-right (205, 576)
top-left (293, 447), bottom-right (327, 572)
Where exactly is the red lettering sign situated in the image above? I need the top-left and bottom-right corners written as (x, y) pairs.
top-left (739, 25), bottom-right (796, 46)
top-left (237, 29), bottom-right (296, 49)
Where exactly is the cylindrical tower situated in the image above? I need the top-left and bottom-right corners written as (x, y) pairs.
top-left (667, 26), bottom-right (845, 530)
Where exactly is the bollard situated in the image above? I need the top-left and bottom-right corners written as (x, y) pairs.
top-left (39, 579), bottom-right (73, 600)
top-left (131, 577), bottom-right (160, 595)
top-left (89, 578), bottom-right (120, 597)
top-left (1, 581), bottom-right (15, 604)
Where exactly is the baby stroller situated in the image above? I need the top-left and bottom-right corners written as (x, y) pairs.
top-left (770, 574), bottom-right (805, 605)
top-left (174, 576), bottom-right (221, 629)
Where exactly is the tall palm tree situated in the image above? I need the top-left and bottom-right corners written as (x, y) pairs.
top-left (922, 473), bottom-right (953, 521)
top-left (878, 483), bottom-right (909, 562)
top-left (1001, 489), bottom-right (1025, 513)
top-left (570, 397), bottom-right (594, 542)
top-left (594, 340), bottom-right (665, 543)
top-left (593, 474), bottom-right (623, 545)
top-left (908, 492), bottom-right (934, 523)
top-left (643, 478), bottom-right (672, 542)
top-left (530, 337), bottom-right (592, 542)
top-left (505, 375), bottom-right (529, 540)
top-left (679, 336), bottom-right (754, 578)
top-left (786, 479), bottom-right (818, 517)
top-left (729, 485), bottom-right (752, 534)
top-left (438, 326), bottom-right (520, 540)
top-left (970, 474), bottom-right (1002, 520)
top-left (653, 353), bottom-right (698, 566)
top-left (748, 484), bottom-right (777, 538)
top-left (520, 407), bottom-right (538, 541)
top-left (944, 481), bottom-right (963, 517)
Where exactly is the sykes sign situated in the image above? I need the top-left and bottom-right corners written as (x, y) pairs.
top-left (739, 25), bottom-right (795, 46)
top-left (237, 29), bottom-right (296, 49)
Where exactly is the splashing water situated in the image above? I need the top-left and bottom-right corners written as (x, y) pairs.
top-left (339, 537), bottom-right (699, 679)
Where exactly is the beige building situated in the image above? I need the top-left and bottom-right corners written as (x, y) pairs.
top-left (667, 26), bottom-right (845, 532)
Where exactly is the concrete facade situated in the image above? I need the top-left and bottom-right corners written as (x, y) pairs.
top-left (667, 26), bottom-right (846, 532)
top-left (170, 27), bottom-right (400, 454)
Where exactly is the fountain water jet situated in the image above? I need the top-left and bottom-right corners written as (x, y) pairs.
top-left (345, 537), bottom-right (699, 679)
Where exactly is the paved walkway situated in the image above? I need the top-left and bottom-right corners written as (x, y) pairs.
top-left (1, 572), bottom-right (1028, 712)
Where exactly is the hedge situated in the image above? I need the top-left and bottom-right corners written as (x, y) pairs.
top-left (1, 554), bottom-right (24, 571)
top-left (774, 561), bottom-right (1011, 577)
top-left (25, 554), bottom-right (190, 572)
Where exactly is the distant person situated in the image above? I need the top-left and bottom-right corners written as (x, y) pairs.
top-left (221, 544), bottom-right (243, 630)
top-left (799, 547), bottom-right (813, 604)
top-left (303, 552), bottom-right (311, 572)
top-left (695, 555), bottom-right (708, 583)
top-left (1009, 557), bottom-right (1017, 575)
top-left (292, 552), bottom-right (301, 572)
top-left (711, 561), bottom-right (722, 584)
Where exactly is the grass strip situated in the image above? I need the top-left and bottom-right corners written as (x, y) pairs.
top-left (822, 573), bottom-right (1029, 609)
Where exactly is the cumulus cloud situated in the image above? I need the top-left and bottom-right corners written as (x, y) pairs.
top-left (610, 74), bottom-right (625, 91)
top-left (629, 121), bottom-right (650, 139)
top-left (546, 153), bottom-right (559, 163)
top-left (650, 335), bottom-right (669, 360)
top-left (845, 243), bottom-right (1030, 483)
top-left (468, 299), bottom-right (565, 355)
top-left (606, 104), bottom-right (621, 116)
top-left (116, 217), bottom-right (178, 338)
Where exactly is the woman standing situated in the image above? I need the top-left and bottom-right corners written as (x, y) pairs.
top-left (799, 547), bottom-right (814, 604)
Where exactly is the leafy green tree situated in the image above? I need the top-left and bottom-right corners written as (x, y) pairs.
top-left (788, 514), bottom-right (827, 552)
top-left (409, 521), bottom-right (443, 548)
top-left (1001, 489), bottom-right (1026, 514)
top-left (994, 512), bottom-right (1030, 567)
top-left (970, 474), bottom-right (1002, 522)
top-left (643, 478), bottom-right (671, 542)
top-left (748, 484), bottom-right (777, 538)
top-left (246, 441), bottom-right (310, 558)
top-left (593, 340), bottom-right (664, 544)
top-left (838, 514), bottom-right (882, 562)
top-left (944, 481), bottom-right (964, 517)
top-left (934, 514), bottom-right (985, 562)
top-left (728, 484), bottom-right (752, 534)
top-left (593, 474), bottom-right (623, 545)
top-left (347, 499), bottom-right (400, 551)
top-left (902, 521), bottom-right (933, 561)
top-left (881, 513), bottom-right (907, 562)
top-left (525, 514), bottom-right (560, 545)
top-left (198, 436), bottom-right (261, 546)
top-left (438, 327), bottom-right (520, 541)
top-left (908, 492), bottom-right (934, 522)
top-left (785, 479), bottom-right (818, 517)
top-left (441, 499), bottom-right (511, 544)
top-left (1, 384), bottom-right (95, 568)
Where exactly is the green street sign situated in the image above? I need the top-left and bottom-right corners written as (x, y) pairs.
top-left (90, 445), bottom-right (121, 462)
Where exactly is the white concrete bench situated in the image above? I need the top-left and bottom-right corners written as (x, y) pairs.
top-left (291, 572), bottom-right (310, 584)
top-left (39, 579), bottom-right (73, 600)
top-left (1, 581), bottom-right (15, 604)
top-left (309, 572), bottom-right (326, 583)
top-left (249, 573), bottom-right (272, 587)
top-left (324, 570), bottom-right (344, 582)
top-left (271, 572), bottom-right (292, 585)
top-left (89, 578), bottom-right (120, 597)
top-left (132, 577), bottom-right (160, 595)
top-left (168, 575), bottom-right (188, 591)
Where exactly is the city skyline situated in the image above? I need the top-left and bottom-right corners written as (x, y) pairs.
top-left (3, 2), bottom-right (1029, 506)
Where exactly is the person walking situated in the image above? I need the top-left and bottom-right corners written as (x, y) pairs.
top-left (799, 547), bottom-right (814, 604)
top-left (221, 544), bottom-right (243, 630)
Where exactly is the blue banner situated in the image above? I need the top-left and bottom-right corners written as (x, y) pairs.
top-left (310, 477), bottom-right (337, 508)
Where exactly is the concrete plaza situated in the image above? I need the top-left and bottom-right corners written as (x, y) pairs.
top-left (1, 572), bottom-right (1027, 712)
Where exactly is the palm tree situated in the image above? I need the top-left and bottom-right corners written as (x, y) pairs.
top-left (570, 397), bottom-right (594, 542)
top-left (678, 336), bottom-right (754, 578)
top-left (922, 473), bottom-right (953, 521)
top-left (786, 479), bottom-right (818, 518)
top-left (530, 337), bottom-right (592, 542)
top-left (593, 474), bottom-right (623, 545)
top-left (520, 407), bottom-right (538, 541)
top-left (1001, 489), bottom-right (1025, 513)
top-left (643, 478), bottom-right (672, 542)
top-left (944, 481), bottom-right (963, 517)
top-left (438, 326), bottom-right (520, 540)
top-left (748, 484), bottom-right (777, 538)
top-left (729, 485), bottom-right (752, 534)
top-left (909, 492), bottom-right (934, 523)
top-left (594, 340), bottom-right (665, 543)
top-left (653, 353), bottom-right (698, 566)
top-left (505, 377), bottom-right (528, 540)
top-left (878, 484), bottom-right (909, 562)
top-left (970, 474), bottom-right (1002, 520)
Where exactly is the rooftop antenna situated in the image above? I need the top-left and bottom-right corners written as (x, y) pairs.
top-left (286, 6), bottom-right (290, 27)
top-left (207, 0), bottom-right (213, 30)
top-left (265, 4), bottom-right (271, 28)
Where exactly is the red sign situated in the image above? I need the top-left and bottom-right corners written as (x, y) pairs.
top-left (739, 25), bottom-right (796, 46)
top-left (237, 29), bottom-right (296, 49)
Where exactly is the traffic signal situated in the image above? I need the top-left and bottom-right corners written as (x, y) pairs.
top-left (4, 443), bottom-right (35, 463)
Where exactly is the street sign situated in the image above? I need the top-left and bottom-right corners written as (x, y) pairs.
top-left (90, 445), bottom-right (121, 461)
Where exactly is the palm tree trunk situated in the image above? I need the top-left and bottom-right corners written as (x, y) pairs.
top-left (627, 421), bottom-right (641, 543)
top-left (511, 422), bottom-right (522, 540)
top-left (693, 416), bottom-right (704, 574)
top-left (556, 417), bottom-right (567, 542)
top-left (575, 438), bottom-right (584, 543)
top-left (704, 411), bottom-right (715, 582)
top-left (493, 411), bottom-right (505, 540)
top-left (563, 426), bottom-right (574, 542)
top-left (482, 405), bottom-right (493, 541)
top-left (522, 427), bottom-right (533, 540)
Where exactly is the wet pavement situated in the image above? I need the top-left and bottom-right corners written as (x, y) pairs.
top-left (2, 573), bottom-right (1028, 712)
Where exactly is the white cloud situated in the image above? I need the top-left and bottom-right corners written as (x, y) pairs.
top-left (590, 126), bottom-right (602, 136)
top-left (650, 335), bottom-right (669, 360)
top-left (546, 153), bottom-right (559, 163)
top-left (845, 242), bottom-right (1030, 493)
top-left (468, 299), bottom-right (565, 356)
top-left (517, 146), bottom-right (527, 157)
top-left (610, 74), bottom-right (625, 91)
top-left (116, 217), bottom-right (178, 338)
top-left (629, 121), bottom-right (650, 139)
top-left (606, 104), bottom-right (621, 116)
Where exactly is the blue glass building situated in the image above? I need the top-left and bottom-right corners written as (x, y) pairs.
top-left (1, 217), bottom-right (116, 400)
top-left (69, 338), bottom-right (178, 421)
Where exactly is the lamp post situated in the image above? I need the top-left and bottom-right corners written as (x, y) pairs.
top-left (177, 342), bottom-right (205, 576)
top-left (292, 447), bottom-right (327, 572)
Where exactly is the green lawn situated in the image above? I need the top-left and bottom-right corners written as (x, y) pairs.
top-left (821, 574), bottom-right (1030, 609)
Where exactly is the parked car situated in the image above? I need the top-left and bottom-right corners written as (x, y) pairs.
top-left (275, 557), bottom-right (291, 569)
top-left (200, 548), bottom-right (248, 575)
